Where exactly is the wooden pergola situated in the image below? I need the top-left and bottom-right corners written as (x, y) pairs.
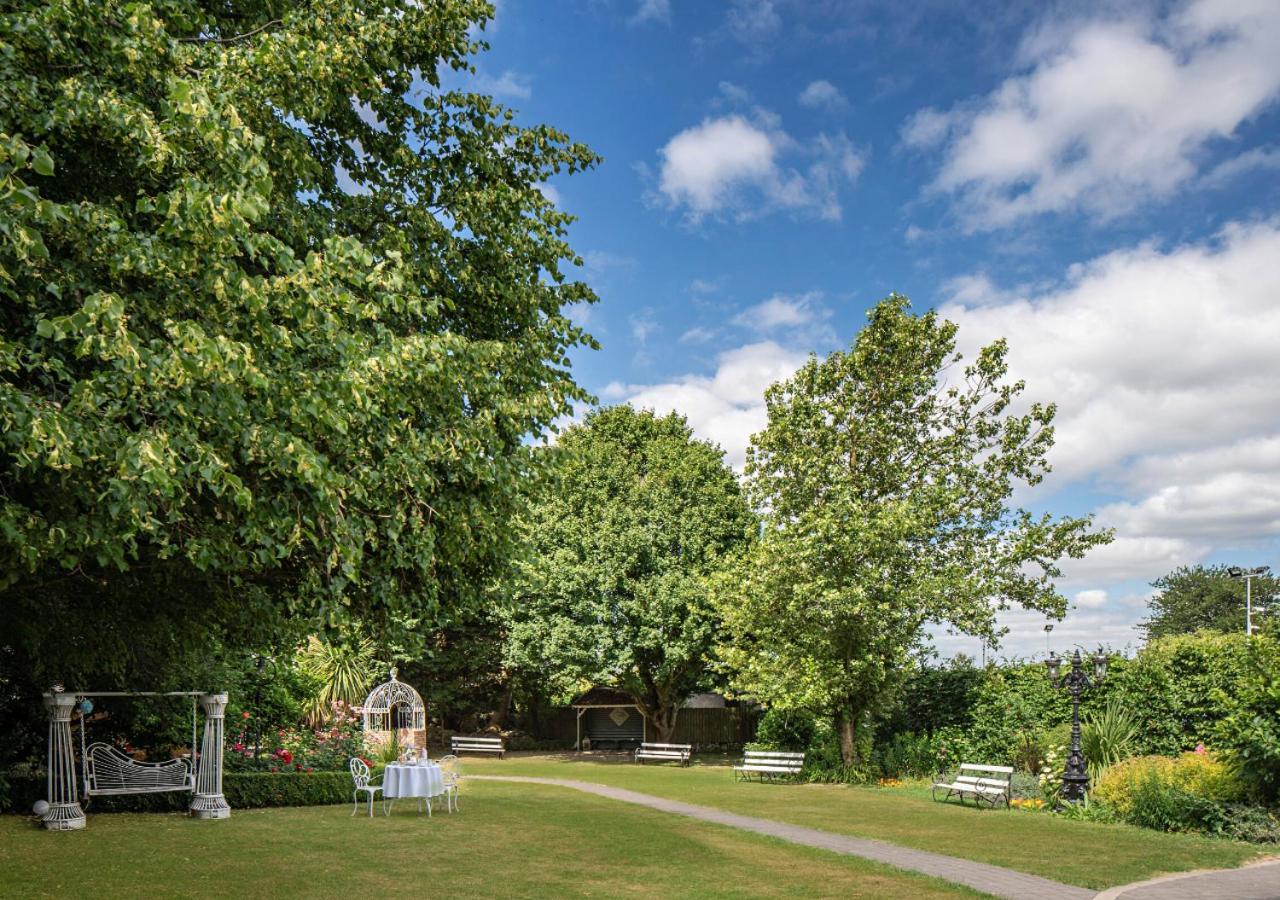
top-left (571, 687), bottom-right (646, 750)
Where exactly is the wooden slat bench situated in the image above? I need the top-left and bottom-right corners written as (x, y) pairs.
top-left (733, 749), bottom-right (805, 782)
top-left (450, 736), bottom-right (505, 758)
top-left (634, 742), bottom-right (692, 766)
top-left (931, 763), bottom-right (1013, 808)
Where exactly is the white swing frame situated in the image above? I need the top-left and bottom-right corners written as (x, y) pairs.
top-left (40, 686), bottom-right (231, 831)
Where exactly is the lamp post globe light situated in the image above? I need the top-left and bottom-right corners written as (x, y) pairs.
top-left (1045, 648), bottom-right (1108, 804)
top-left (1228, 565), bottom-right (1271, 636)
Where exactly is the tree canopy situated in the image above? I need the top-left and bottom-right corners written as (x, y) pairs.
top-left (0, 0), bottom-right (598, 691)
top-left (1142, 565), bottom-right (1277, 640)
top-left (504, 406), bottom-right (755, 740)
top-left (716, 296), bottom-right (1112, 765)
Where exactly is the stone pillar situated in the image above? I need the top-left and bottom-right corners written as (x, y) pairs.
top-left (190, 692), bottom-right (231, 819)
top-left (42, 689), bottom-right (86, 831)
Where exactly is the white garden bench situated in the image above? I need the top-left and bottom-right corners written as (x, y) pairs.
top-left (634, 742), bottom-right (692, 766)
top-left (733, 749), bottom-right (805, 782)
top-left (451, 735), bottom-right (505, 758)
top-left (931, 763), bottom-right (1013, 808)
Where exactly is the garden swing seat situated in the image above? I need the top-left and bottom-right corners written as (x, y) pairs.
top-left (84, 742), bottom-right (193, 796)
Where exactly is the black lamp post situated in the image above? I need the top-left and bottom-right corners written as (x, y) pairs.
top-left (1045, 647), bottom-right (1107, 803)
top-left (251, 654), bottom-right (269, 762)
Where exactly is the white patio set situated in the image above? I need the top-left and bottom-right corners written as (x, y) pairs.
top-left (350, 669), bottom-right (462, 817)
top-left (349, 752), bottom-right (460, 818)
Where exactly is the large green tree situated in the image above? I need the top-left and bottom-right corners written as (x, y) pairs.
top-left (0, 0), bottom-right (597, 695)
top-left (1142, 565), bottom-right (1277, 640)
top-left (716, 296), bottom-right (1112, 766)
top-left (504, 406), bottom-right (755, 741)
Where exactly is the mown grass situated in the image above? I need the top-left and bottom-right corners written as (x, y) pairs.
top-left (0, 780), bottom-right (980, 899)
top-left (459, 753), bottom-right (1269, 890)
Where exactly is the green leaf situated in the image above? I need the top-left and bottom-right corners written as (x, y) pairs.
top-left (31, 148), bottom-right (54, 176)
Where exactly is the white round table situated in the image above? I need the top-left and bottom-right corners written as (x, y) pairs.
top-left (383, 762), bottom-right (445, 800)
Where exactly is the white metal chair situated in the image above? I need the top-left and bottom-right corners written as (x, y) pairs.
top-left (349, 758), bottom-right (386, 817)
top-left (437, 754), bottom-right (460, 812)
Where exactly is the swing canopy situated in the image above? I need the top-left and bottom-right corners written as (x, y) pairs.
top-left (361, 668), bottom-right (426, 735)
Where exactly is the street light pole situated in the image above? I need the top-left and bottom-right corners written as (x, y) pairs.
top-left (1228, 566), bottom-right (1271, 636)
top-left (1045, 648), bottom-right (1108, 804)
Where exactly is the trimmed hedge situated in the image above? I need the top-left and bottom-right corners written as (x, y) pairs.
top-left (5, 771), bottom-right (352, 815)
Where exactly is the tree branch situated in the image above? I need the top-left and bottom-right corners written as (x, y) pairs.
top-left (180, 19), bottom-right (281, 44)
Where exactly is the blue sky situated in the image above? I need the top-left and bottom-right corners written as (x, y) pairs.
top-left (460, 0), bottom-right (1280, 658)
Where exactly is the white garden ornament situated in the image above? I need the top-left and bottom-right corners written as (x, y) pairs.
top-left (40, 685), bottom-right (230, 831)
top-left (360, 668), bottom-right (427, 751)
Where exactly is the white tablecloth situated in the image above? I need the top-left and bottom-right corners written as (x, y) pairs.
top-left (383, 763), bottom-right (445, 799)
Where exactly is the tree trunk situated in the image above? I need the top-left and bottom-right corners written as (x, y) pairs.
top-left (488, 677), bottom-right (514, 730)
top-left (650, 704), bottom-right (679, 743)
top-left (837, 707), bottom-right (861, 767)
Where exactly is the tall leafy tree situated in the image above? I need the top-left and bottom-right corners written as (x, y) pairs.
top-left (1142, 565), bottom-right (1277, 639)
top-left (0, 0), bottom-right (597, 694)
top-left (716, 296), bottom-right (1111, 766)
top-left (505, 406), bottom-right (755, 741)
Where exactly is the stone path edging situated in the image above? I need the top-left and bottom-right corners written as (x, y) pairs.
top-left (469, 774), bottom-right (1092, 899)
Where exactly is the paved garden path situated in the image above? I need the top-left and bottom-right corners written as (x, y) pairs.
top-left (469, 775), bottom-right (1092, 899)
top-left (1099, 858), bottom-right (1280, 900)
top-left (471, 775), bottom-right (1279, 899)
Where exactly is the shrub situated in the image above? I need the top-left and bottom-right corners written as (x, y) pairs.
top-left (1213, 638), bottom-right (1280, 804)
top-left (1093, 751), bottom-right (1244, 818)
top-left (752, 707), bottom-right (817, 751)
top-left (1218, 803), bottom-right (1280, 844)
top-left (873, 731), bottom-right (941, 779)
top-left (6, 771), bottom-right (353, 813)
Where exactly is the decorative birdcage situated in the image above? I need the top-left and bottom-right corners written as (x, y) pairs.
top-left (360, 668), bottom-right (426, 751)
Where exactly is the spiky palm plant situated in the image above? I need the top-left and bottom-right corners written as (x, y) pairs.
top-left (1082, 698), bottom-right (1138, 783)
top-left (297, 634), bottom-right (379, 726)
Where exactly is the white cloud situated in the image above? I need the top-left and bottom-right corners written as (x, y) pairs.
top-left (536, 183), bottom-right (561, 207)
top-left (473, 69), bottom-right (532, 100)
top-left (726, 0), bottom-right (780, 45)
top-left (679, 326), bottom-right (719, 344)
top-left (942, 221), bottom-right (1280, 485)
top-left (1201, 145), bottom-right (1280, 187)
top-left (628, 0), bottom-right (670, 27)
top-left (729, 291), bottom-right (835, 348)
top-left (613, 341), bottom-right (810, 468)
top-left (798, 79), bottom-right (847, 110)
top-left (717, 81), bottom-right (753, 106)
top-left (630, 308), bottom-right (659, 345)
top-left (655, 113), bottom-right (864, 222)
top-left (905, 1), bottom-right (1280, 228)
top-left (1073, 589), bottom-right (1109, 609)
top-left (941, 220), bottom-right (1280, 605)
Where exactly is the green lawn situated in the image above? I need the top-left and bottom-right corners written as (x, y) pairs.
top-left (458, 753), bottom-right (1269, 890)
top-left (0, 780), bottom-right (979, 899)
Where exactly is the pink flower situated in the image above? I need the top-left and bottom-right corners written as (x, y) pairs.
top-left (243, 751), bottom-right (252, 758)
top-left (242, 711), bottom-right (251, 719)
top-left (1195, 743), bottom-right (1208, 755)
top-left (233, 742), bottom-right (244, 752)
top-left (270, 766), bottom-right (278, 773)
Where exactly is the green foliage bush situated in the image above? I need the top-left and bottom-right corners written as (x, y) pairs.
top-left (6, 772), bottom-right (352, 814)
top-left (1093, 752), bottom-right (1245, 818)
top-left (876, 633), bottom-right (1274, 772)
top-left (1212, 638), bottom-right (1280, 803)
top-left (752, 707), bottom-right (818, 752)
